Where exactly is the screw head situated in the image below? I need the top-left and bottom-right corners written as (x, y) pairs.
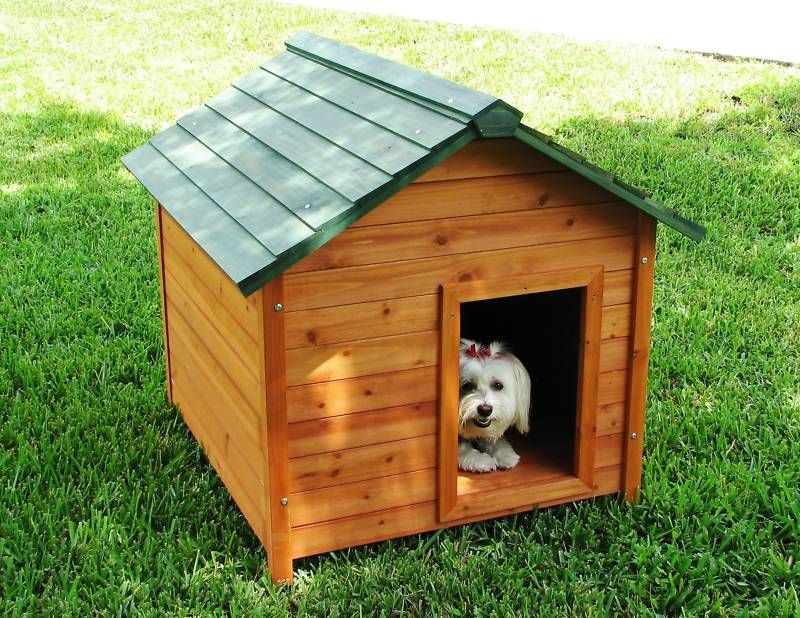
top-left (280, 497), bottom-right (288, 506)
top-left (274, 303), bottom-right (283, 312)
top-left (630, 432), bottom-right (638, 440)
top-left (641, 257), bottom-right (649, 265)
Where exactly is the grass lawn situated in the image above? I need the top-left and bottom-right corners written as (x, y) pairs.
top-left (1, 0), bottom-right (798, 614)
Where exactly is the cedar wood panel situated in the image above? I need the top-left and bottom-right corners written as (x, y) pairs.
top-left (282, 139), bottom-right (640, 557)
top-left (159, 210), bottom-right (270, 548)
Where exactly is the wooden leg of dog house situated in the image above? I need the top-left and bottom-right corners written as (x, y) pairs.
top-left (261, 277), bottom-right (293, 582)
top-left (623, 213), bottom-right (657, 503)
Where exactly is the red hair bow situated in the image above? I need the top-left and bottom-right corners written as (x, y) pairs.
top-left (466, 343), bottom-right (492, 359)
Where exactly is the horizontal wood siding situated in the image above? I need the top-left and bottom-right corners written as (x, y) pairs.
top-left (282, 150), bottom-right (635, 540)
top-left (413, 139), bottom-right (566, 182)
top-left (290, 465), bottom-right (623, 559)
top-left (161, 212), bottom-right (268, 545)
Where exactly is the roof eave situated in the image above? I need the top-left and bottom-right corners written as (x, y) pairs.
top-left (514, 125), bottom-right (706, 242)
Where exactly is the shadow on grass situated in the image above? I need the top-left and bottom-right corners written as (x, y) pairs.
top-left (1, 102), bottom-right (269, 611)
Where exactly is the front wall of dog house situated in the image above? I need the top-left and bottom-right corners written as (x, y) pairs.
top-left (282, 138), bottom-right (643, 558)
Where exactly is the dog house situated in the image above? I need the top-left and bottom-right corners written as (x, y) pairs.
top-left (123, 32), bottom-right (704, 583)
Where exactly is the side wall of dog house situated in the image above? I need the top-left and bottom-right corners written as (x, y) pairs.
top-left (157, 207), bottom-right (271, 548)
top-left (281, 139), bottom-right (639, 559)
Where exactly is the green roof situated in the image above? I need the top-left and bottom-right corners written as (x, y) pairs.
top-left (123, 31), bottom-right (705, 297)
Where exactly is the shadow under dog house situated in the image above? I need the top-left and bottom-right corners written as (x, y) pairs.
top-left (123, 32), bottom-right (705, 583)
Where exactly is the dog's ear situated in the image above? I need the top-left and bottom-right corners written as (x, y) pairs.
top-left (507, 352), bottom-right (531, 434)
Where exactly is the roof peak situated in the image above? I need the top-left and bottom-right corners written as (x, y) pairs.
top-left (285, 31), bottom-right (523, 137)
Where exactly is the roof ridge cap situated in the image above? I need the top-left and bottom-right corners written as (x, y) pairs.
top-left (285, 31), bottom-right (521, 131)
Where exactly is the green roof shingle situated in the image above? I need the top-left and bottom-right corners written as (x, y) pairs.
top-left (123, 31), bottom-right (704, 297)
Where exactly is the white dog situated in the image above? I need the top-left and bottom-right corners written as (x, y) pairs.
top-left (458, 339), bottom-right (531, 473)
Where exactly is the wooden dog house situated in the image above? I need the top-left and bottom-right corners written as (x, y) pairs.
top-left (123, 32), bottom-right (704, 583)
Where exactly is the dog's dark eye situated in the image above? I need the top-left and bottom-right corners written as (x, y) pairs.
top-left (491, 381), bottom-right (504, 391)
top-left (460, 381), bottom-right (476, 394)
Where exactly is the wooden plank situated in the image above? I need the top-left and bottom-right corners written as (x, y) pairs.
top-left (260, 277), bottom-right (293, 582)
top-left (263, 52), bottom-right (464, 149)
top-left (286, 330), bottom-right (438, 386)
top-left (154, 204), bottom-right (173, 403)
top-left (285, 294), bottom-right (439, 350)
top-left (604, 269), bottom-right (633, 307)
top-left (207, 87), bottom-right (391, 202)
top-left (166, 303), bottom-right (262, 443)
top-left (287, 402), bottom-right (437, 459)
top-left (287, 32), bottom-right (496, 117)
top-left (290, 465), bottom-right (622, 558)
top-left (168, 327), bottom-right (264, 479)
top-left (286, 328), bottom-right (623, 387)
top-left (598, 370), bottom-right (628, 405)
top-left (161, 210), bottom-right (262, 338)
top-left (286, 288), bottom-right (630, 353)
top-left (173, 385), bottom-right (267, 547)
top-left (599, 337), bottom-right (630, 373)
top-left (289, 434), bottom-right (437, 493)
top-left (284, 236), bottom-right (636, 311)
top-left (235, 68), bottom-right (429, 175)
top-left (596, 433), bottom-right (625, 468)
top-left (289, 469), bottom-right (436, 527)
top-left (623, 213), bottom-right (658, 502)
top-left (286, 366), bottom-right (438, 423)
top-left (354, 172), bottom-right (618, 228)
top-left (122, 144), bottom-right (276, 286)
top-left (597, 401), bottom-right (626, 437)
top-left (162, 244), bottom-right (260, 371)
top-left (164, 271), bottom-right (261, 388)
top-left (150, 125), bottom-right (314, 256)
top-left (601, 304), bottom-right (631, 339)
top-left (574, 267), bottom-right (603, 487)
top-left (290, 202), bottom-right (637, 274)
top-left (177, 104), bottom-right (352, 230)
top-left (414, 138), bottom-right (565, 182)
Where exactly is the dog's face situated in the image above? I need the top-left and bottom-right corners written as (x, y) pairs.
top-left (458, 339), bottom-right (531, 441)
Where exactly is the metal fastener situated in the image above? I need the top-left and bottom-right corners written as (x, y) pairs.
top-left (274, 303), bottom-right (283, 312)
top-left (641, 257), bottom-right (649, 265)
top-left (630, 432), bottom-right (638, 440)
top-left (280, 497), bottom-right (288, 506)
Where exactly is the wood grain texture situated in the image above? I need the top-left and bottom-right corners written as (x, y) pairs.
top-left (598, 370), bottom-right (628, 406)
top-left (286, 367), bottom-right (438, 423)
top-left (163, 239), bottom-right (260, 370)
top-left (261, 277), bottom-right (293, 582)
top-left (286, 294), bottom-right (631, 352)
top-left (160, 209), bottom-right (262, 339)
top-left (290, 469), bottom-right (437, 527)
top-left (601, 304), bottom-right (631, 339)
top-left (287, 402), bottom-right (437, 459)
top-left (623, 214), bottom-right (658, 502)
top-left (289, 434), bottom-right (437, 493)
top-left (166, 302), bottom-right (264, 462)
top-left (290, 465), bottom-right (623, 559)
top-left (355, 172), bottom-right (618, 227)
top-left (290, 202), bottom-right (636, 274)
top-left (173, 384), bottom-right (267, 546)
top-left (155, 204), bottom-right (173, 403)
top-left (597, 401), bottom-right (626, 437)
top-left (166, 301), bottom-right (262, 449)
top-left (284, 236), bottom-right (636, 311)
top-left (413, 139), bottom-right (565, 182)
top-left (285, 294), bottom-right (439, 349)
top-left (285, 331), bottom-right (438, 386)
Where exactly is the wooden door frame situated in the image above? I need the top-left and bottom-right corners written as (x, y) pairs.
top-left (438, 266), bottom-right (604, 522)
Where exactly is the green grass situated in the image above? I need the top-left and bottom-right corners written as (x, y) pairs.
top-left (1, 0), bottom-right (798, 614)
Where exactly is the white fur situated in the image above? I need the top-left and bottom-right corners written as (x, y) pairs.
top-left (457, 339), bottom-right (531, 473)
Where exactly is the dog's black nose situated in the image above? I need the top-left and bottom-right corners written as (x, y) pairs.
top-left (477, 403), bottom-right (493, 418)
